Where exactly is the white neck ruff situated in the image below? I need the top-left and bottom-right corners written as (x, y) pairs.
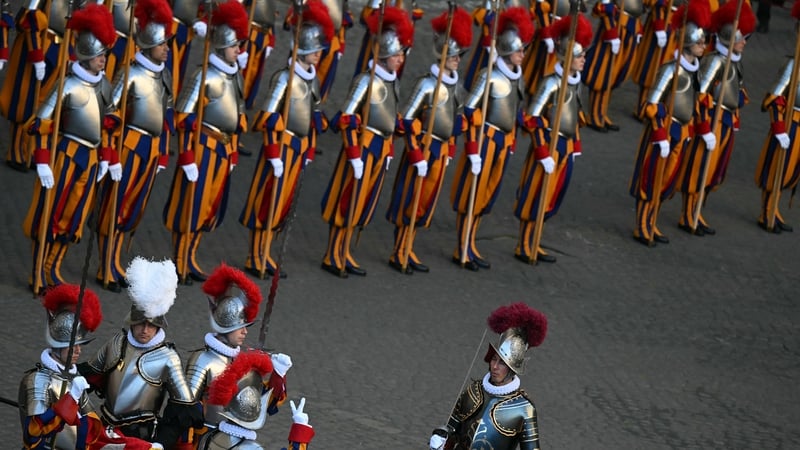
top-left (482, 372), bottom-right (521, 396)
top-left (219, 420), bottom-right (257, 440)
top-left (127, 328), bottom-right (166, 349)
top-left (41, 349), bottom-right (77, 374)
top-left (135, 51), bottom-right (165, 73)
top-left (554, 62), bottom-right (581, 85)
top-left (72, 62), bottom-right (103, 83)
top-left (368, 59), bottom-right (397, 82)
top-left (210, 53), bottom-right (240, 75)
top-left (496, 55), bottom-right (522, 81)
top-left (287, 57), bottom-right (317, 81)
top-left (205, 332), bottom-right (240, 358)
top-left (715, 39), bottom-right (741, 62)
top-left (430, 64), bottom-right (458, 85)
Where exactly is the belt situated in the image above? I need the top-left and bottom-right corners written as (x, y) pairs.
top-left (202, 125), bottom-right (232, 145)
top-left (101, 403), bottom-right (156, 427)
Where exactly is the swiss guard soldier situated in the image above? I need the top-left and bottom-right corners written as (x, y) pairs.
top-left (197, 351), bottom-right (314, 449)
top-left (78, 256), bottom-right (202, 446)
top-left (163, 0), bottom-right (249, 283)
top-left (514, 11), bottom-right (592, 264)
top-left (320, 4), bottom-right (413, 278)
top-left (352, 0), bottom-right (420, 79)
top-left (240, 0), bottom-right (277, 109)
top-left (168, 0), bottom-right (205, 95)
top-left (582, 0), bottom-right (644, 133)
top-left (629, 0), bottom-right (711, 246)
top-left (675, 0), bottom-right (755, 236)
top-left (630, 0), bottom-right (676, 119)
top-left (522, 0), bottom-right (570, 98)
top-left (96, 0), bottom-right (175, 292)
top-left (450, 6), bottom-right (532, 271)
top-left (240, 0), bottom-right (332, 279)
top-left (22, 3), bottom-right (119, 292)
top-left (316, 0), bottom-right (354, 102)
top-left (385, 6), bottom-right (472, 274)
top-left (184, 264), bottom-right (292, 444)
top-left (105, 0), bottom-right (134, 80)
top-left (428, 302), bottom-right (547, 450)
top-left (754, 1), bottom-right (800, 233)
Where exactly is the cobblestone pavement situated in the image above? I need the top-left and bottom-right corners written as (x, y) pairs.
top-left (1, 1), bottom-right (799, 448)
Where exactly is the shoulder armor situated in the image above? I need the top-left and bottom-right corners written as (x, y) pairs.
top-left (451, 379), bottom-right (484, 423)
top-left (527, 73), bottom-right (560, 117)
top-left (491, 392), bottom-right (536, 436)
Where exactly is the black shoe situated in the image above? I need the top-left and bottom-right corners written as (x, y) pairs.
top-left (177, 273), bottom-right (194, 285)
top-left (473, 256), bottom-right (491, 269)
top-left (7, 160), bottom-right (30, 172)
top-left (118, 277), bottom-right (129, 288)
top-left (345, 265), bottom-right (367, 276)
top-left (536, 252), bottom-right (557, 263)
top-left (514, 253), bottom-right (534, 264)
top-left (189, 271), bottom-right (207, 282)
top-left (408, 260), bottom-right (429, 273)
top-left (452, 256), bottom-right (479, 271)
top-left (245, 266), bottom-right (262, 278)
top-left (388, 260), bottom-right (413, 275)
top-left (587, 123), bottom-right (608, 133)
top-left (653, 234), bottom-right (669, 244)
top-left (605, 123), bottom-right (620, 132)
top-left (757, 220), bottom-right (781, 234)
top-left (678, 223), bottom-right (704, 236)
top-left (321, 262), bottom-right (348, 278)
top-left (698, 223), bottom-right (715, 235)
top-left (96, 277), bottom-right (122, 293)
top-left (238, 147), bottom-right (252, 157)
top-left (777, 220), bottom-right (793, 232)
top-left (266, 267), bottom-right (288, 279)
top-left (633, 235), bottom-right (656, 247)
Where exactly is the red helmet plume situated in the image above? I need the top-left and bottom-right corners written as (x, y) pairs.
top-left (431, 6), bottom-right (473, 50)
top-left (43, 284), bottom-right (103, 332)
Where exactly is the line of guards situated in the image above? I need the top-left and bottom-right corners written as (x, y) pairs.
top-left (0, 0), bottom-right (796, 293)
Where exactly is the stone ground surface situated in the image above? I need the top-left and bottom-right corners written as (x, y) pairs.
top-left (0, 1), bottom-right (799, 448)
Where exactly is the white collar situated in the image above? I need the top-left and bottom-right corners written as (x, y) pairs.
top-left (127, 328), bottom-right (166, 349)
top-left (205, 332), bottom-right (240, 358)
top-left (287, 57), bottom-right (317, 81)
top-left (210, 53), bottom-right (240, 75)
top-left (481, 372), bottom-right (521, 396)
top-left (219, 420), bottom-right (257, 440)
top-left (495, 55), bottom-right (522, 81)
top-left (554, 62), bottom-right (581, 85)
top-left (680, 53), bottom-right (700, 72)
top-left (72, 62), bottom-right (103, 83)
top-left (368, 59), bottom-right (397, 82)
top-left (715, 39), bottom-right (741, 62)
top-left (430, 64), bottom-right (458, 85)
top-left (135, 51), bottom-right (165, 73)
top-left (41, 349), bottom-right (77, 374)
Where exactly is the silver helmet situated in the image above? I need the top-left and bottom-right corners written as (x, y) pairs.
top-left (43, 284), bottom-right (103, 349)
top-left (127, 305), bottom-right (168, 329)
top-left (496, 28), bottom-right (525, 57)
top-left (716, 23), bottom-right (745, 46)
top-left (218, 369), bottom-right (270, 429)
top-left (683, 21), bottom-right (706, 48)
top-left (433, 34), bottom-right (469, 58)
top-left (378, 29), bottom-right (405, 59)
top-left (557, 38), bottom-right (589, 59)
top-left (208, 294), bottom-right (253, 334)
top-left (210, 0), bottom-right (249, 50)
top-left (68, 3), bottom-right (116, 60)
top-left (211, 24), bottom-right (241, 50)
top-left (46, 309), bottom-right (94, 349)
top-left (296, 23), bottom-right (328, 56)
top-left (74, 30), bottom-right (109, 60)
top-left (137, 21), bottom-right (170, 49)
top-left (489, 328), bottom-right (529, 374)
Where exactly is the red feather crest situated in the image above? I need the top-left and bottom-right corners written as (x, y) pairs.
top-left (202, 264), bottom-right (263, 324)
top-left (289, 0), bottom-right (335, 42)
top-left (431, 7), bottom-right (473, 49)
top-left (671, 0), bottom-right (712, 31)
top-left (135, 0), bottom-right (174, 31)
top-left (366, 5), bottom-right (414, 47)
top-left (487, 303), bottom-right (547, 348)
top-left (207, 350), bottom-right (273, 406)
top-left (711, 0), bottom-right (756, 36)
top-left (549, 14), bottom-right (593, 49)
top-left (212, 0), bottom-right (249, 41)
top-left (68, 3), bottom-right (116, 47)
top-left (499, 6), bottom-right (534, 45)
top-left (42, 284), bottom-right (103, 332)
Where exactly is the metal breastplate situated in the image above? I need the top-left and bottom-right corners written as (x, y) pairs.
top-left (185, 348), bottom-right (232, 426)
top-left (111, 0), bottom-right (132, 36)
top-left (251, 0), bottom-right (277, 29)
top-left (528, 73), bottom-right (581, 138)
top-left (41, 0), bottom-right (89, 37)
top-left (648, 63), bottom-right (697, 125)
top-left (342, 73), bottom-right (399, 137)
top-left (402, 75), bottom-right (459, 142)
top-left (622, 0), bottom-right (644, 18)
top-left (320, 0), bottom-right (343, 30)
top-left (770, 59), bottom-right (800, 109)
top-left (114, 62), bottom-right (170, 136)
top-left (171, 0), bottom-right (201, 25)
top-left (198, 431), bottom-right (265, 450)
top-left (177, 65), bottom-right (243, 134)
top-left (698, 53), bottom-right (743, 111)
top-left (39, 73), bottom-right (112, 147)
top-left (466, 68), bottom-right (524, 133)
top-left (262, 69), bottom-right (319, 137)
top-left (467, 393), bottom-right (537, 450)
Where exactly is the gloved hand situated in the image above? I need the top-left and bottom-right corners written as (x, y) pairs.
top-left (96, 160), bottom-right (109, 182)
top-left (269, 157), bottom-right (284, 178)
top-left (69, 376), bottom-right (89, 401)
top-left (230, 163), bottom-right (236, 173)
top-left (349, 157), bottom-right (363, 179)
top-left (193, 21), bottom-right (207, 38)
top-left (539, 156), bottom-right (555, 174)
top-left (181, 162), bottom-right (199, 182)
top-left (33, 61), bottom-right (46, 81)
top-left (468, 154), bottom-right (481, 175)
top-left (271, 353), bottom-right (293, 377)
top-left (655, 30), bottom-right (667, 48)
top-left (109, 163), bottom-right (122, 181)
top-left (37, 164), bottom-right (54, 189)
top-left (656, 140), bottom-right (670, 158)
top-left (413, 160), bottom-right (428, 177)
top-left (290, 397), bottom-right (309, 426)
top-left (775, 132), bottom-right (791, 149)
top-left (544, 37), bottom-right (555, 54)
top-left (609, 38), bottom-right (621, 55)
top-left (157, 164), bottom-right (166, 174)
top-left (430, 434), bottom-right (447, 450)
top-left (701, 132), bottom-right (716, 152)
top-left (237, 51), bottom-right (249, 69)
top-left (0, 59), bottom-right (6, 71)
top-left (445, 156), bottom-right (452, 167)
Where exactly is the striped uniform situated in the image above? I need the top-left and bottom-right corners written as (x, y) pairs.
top-left (522, 0), bottom-right (558, 97)
top-left (462, 4), bottom-right (493, 92)
top-left (629, 0), bottom-right (674, 118)
top-left (242, 23), bottom-right (274, 109)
